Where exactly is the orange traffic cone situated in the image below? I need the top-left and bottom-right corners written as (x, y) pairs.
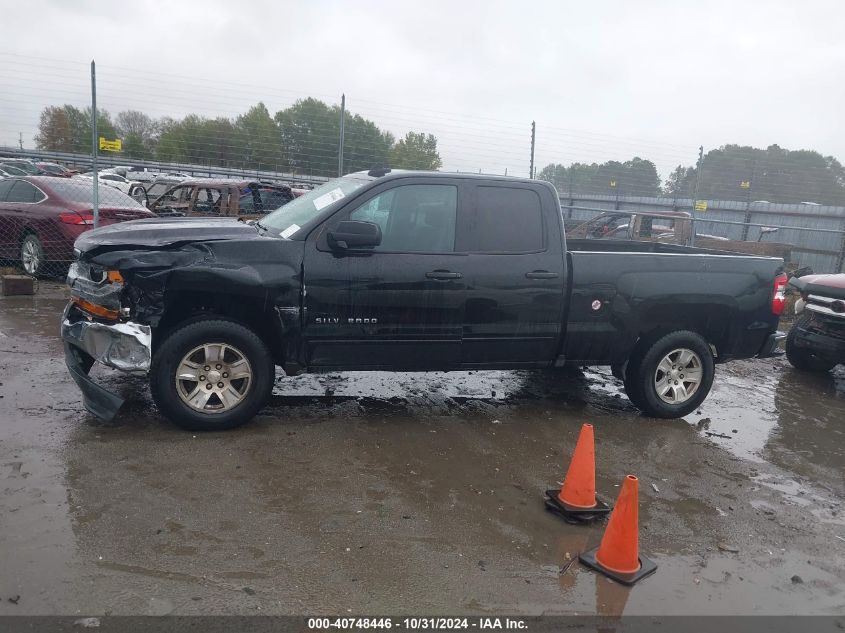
top-left (579, 475), bottom-right (657, 585)
top-left (545, 424), bottom-right (611, 523)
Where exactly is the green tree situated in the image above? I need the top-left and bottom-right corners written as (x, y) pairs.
top-left (116, 110), bottom-right (159, 158)
top-left (692, 145), bottom-right (845, 205)
top-left (663, 165), bottom-right (697, 196)
top-left (342, 112), bottom-right (394, 173)
top-left (390, 132), bottom-right (442, 170)
top-left (34, 106), bottom-right (74, 151)
top-left (236, 102), bottom-right (283, 170)
top-left (155, 116), bottom-right (187, 163)
top-left (538, 157), bottom-right (660, 196)
top-left (275, 98), bottom-right (339, 176)
top-left (34, 105), bottom-right (115, 153)
top-left (275, 98), bottom-right (394, 176)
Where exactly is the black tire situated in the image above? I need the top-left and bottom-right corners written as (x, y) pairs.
top-left (150, 318), bottom-right (275, 431)
top-left (624, 330), bottom-right (715, 418)
top-left (20, 233), bottom-right (44, 276)
top-left (622, 364), bottom-right (645, 410)
top-left (785, 314), bottom-right (836, 373)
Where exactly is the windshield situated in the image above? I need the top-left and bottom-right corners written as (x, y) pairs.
top-left (259, 175), bottom-right (371, 237)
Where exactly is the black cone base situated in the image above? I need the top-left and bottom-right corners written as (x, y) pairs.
top-left (578, 546), bottom-right (658, 585)
top-left (544, 489), bottom-right (612, 524)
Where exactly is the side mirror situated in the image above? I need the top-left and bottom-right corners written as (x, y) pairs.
top-left (327, 220), bottom-right (382, 250)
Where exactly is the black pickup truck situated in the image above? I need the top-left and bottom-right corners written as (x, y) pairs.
top-left (62, 169), bottom-right (787, 430)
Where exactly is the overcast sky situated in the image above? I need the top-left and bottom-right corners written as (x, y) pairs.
top-left (2, 0), bottom-right (844, 178)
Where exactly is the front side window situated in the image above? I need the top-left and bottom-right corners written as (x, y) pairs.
top-left (153, 185), bottom-right (192, 209)
top-left (348, 184), bottom-right (458, 253)
top-left (146, 183), bottom-right (169, 199)
top-left (471, 186), bottom-right (544, 252)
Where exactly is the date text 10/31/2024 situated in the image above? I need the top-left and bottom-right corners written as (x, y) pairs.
top-left (307, 618), bottom-right (528, 630)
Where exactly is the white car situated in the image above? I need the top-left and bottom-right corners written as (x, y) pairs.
top-left (73, 172), bottom-right (147, 203)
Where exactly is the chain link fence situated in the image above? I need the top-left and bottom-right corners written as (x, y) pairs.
top-left (2, 52), bottom-right (844, 278)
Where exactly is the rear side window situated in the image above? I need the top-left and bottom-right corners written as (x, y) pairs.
top-left (194, 187), bottom-right (225, 214)
top-left (7, 181), bottom-right (46, 203)
top-left (471, 186), bottom-right (544, 252)
top-left (0, 179), bottom-right (14, 201)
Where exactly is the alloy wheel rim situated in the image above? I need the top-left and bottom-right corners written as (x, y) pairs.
top-left (654, 348), bottom-right (703, 405)
top-left (175, 343), bottom-right (252, 413)
top-left (22, 239), bottom-right (39, 275)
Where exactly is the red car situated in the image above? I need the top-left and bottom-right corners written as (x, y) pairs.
top-left (0, 176), bottom-right (154, 276)
top-left (35, 162), bottom-right (75, 177)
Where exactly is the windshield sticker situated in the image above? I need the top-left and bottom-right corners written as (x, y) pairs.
top-left (280, 224), bottom-right (301, 239)
top-left (313, 188), bottom-right (345, 210)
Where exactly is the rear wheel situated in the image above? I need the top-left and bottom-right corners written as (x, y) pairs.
top-left (20, 233), bottom-right (44, 276)
top-left (150, 318), bottom-right (275, 431)
top-left (624, 330), bottom-right (715, 418)
top-left (785, 314), bottom-right (836, 373)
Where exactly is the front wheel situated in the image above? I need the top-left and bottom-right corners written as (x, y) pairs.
top-left (150, 319), bottom-right (275, 431)
top-left (624, 330), bottom-right (715, 418)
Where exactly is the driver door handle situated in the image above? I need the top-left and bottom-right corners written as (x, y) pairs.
top-left (525, 270), bottom-right (559, 279)
top-left (426, 270), bottom-right (462, 280)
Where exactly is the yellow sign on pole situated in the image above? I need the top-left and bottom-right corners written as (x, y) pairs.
top-left (609, 180), bottom-right (617, 188)
top-left (694, 200), bottom-right (708, 212)
top-left (740, 180), bottom-right (751, 189)
top-left (98, 137), bottom-right (121, 152)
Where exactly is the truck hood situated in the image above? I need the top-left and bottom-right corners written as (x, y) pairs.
top-left (74, 217), bottom-right (266, 254)
top-left (789, 273), bottom-right (845, 300)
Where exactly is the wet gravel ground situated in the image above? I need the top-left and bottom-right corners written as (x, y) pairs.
top-left (0, 284), bottom-right (843, 616)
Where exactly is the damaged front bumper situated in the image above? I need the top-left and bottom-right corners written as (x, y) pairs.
top-left (61, 302), bottom-right (151, 421)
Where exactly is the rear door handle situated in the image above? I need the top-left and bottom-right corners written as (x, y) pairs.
top-left (525, 270), bottom-right (559, 279)
top-left (426, 270), bottom-right (462, 280)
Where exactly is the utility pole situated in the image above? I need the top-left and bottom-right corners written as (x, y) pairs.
top-left (91, 60), bottom-right (99, 228)
top-left (18, 132), bottom-right (23, 150)
top-left (529, 121), bottom-right (536, 179)
top-left (338, 94), bottom-right (346, 177)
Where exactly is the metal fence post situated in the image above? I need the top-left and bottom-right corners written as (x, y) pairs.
top-left (740, 160), bottom-right (756, 241)
top-left (90, 60), bottom-right (99, 228)
top-left (530, 121), bottom-right (535, 179)
top-left (338, 94), bottom-right (345, 176)
top-left (690, 145), bottom-right (704, 247)
top-left (837, 217), bottom-right (845, 273)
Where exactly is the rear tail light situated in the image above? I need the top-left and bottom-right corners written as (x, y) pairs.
top-left (772, 273), bottom-right (788, 315)
top-left (59, 211), bottom-right (94, 225)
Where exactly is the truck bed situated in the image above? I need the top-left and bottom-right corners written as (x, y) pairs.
top-left (563, 239), bottom-right (784, 365)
